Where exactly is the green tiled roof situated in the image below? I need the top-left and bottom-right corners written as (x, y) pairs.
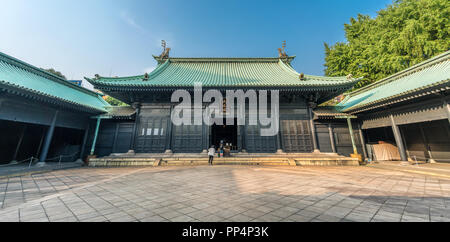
top-left (0, 52), bottom-right (110, 113)
top-left (102, 106), bottom-right (136, 119)
top-left (313, 106), bottom-right (348, 118)
top-left (86, 57), bottom-right (360, 90)
top-left (339, 50), bottom-right (450, 113)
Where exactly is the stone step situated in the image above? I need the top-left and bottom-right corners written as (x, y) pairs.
top-left (89, 158), bottom-right (157, 167)
top-left (88, 156), bottom-right (359, 167)
top-left (161, 159), bottom-right (291, 166)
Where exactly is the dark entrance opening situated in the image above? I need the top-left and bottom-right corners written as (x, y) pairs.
top-left (0, 120), bottom-right (85, 164)
top-left (0, 120), bottom-right (46, 164)
top-left (211, 118), bottom-right (238, 151)
top-left (47, 127), bottom-right (84, 162)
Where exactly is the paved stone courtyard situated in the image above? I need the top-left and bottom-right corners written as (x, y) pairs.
top-left (1, 165), bottom-right (450, 222)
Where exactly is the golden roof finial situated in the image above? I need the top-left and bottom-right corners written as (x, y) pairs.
top-left (160, 40), bottom-right (170, 59)
top-left (161, 40), bottom-right (166, 51)
top-left (278, 41), bottom-right (288, 58)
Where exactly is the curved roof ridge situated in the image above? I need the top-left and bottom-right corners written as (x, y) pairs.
top-left (148, 59), bottom-right (171, 79)
top-left (339, 51), bottom-right (450, 113)
top-left (0, 51), bottom-right (103, 98)
top-left (278, 59), bottom-right (360, 82)
top-left (88, 55), bottom-right (360, 92)
top-left (278, 60), bottom-right (300, 74)
top-left (277, 59), bottom-right (301, 78)
top-left (305, 74), bottom-right (356, 81)
top-left (347, 50), bottom-right (450, 97)
top-left (0, 80), bottom-right (109, 112)
top-left (90, 74), bottom-right (145, 81)
top-left (154, 56), bottom-right (296, 63)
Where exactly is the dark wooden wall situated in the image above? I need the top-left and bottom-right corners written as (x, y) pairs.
top-left (244, 123), bottom-right (278, 153)
top-left (401, 120), bottom-right (450, 162)
top-left (0, 95), bottom-right (92, 163)
top-left (315, 120), bottom-right (364, 157)
top-left (279, 104), bottom-right (313, 153)
top-left (136, 116), bottom-right (170, 153)
top-left (90, 120), bottom-right (134, 157)
top-left (0, 95), bottom-right (90, 130)
top-left (90, 101), bottom-right (367, 157)
top-left (357, 95), bottom-right (450, 162)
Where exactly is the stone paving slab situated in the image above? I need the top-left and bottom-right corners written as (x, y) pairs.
top-left (0, 162), bottom-right (83, 178)
top-left (368, 162), bottom-right (450, 179)
top-left (1, 165), bottom-right (450, 222)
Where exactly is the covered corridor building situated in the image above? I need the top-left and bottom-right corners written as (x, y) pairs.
top-left (338, 51), bottom-right (450, 162)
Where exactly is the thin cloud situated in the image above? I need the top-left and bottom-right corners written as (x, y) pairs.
top-left (120, 11), bottom-right (176, 52)
top-left (120, 11), bottom-right (146, 34)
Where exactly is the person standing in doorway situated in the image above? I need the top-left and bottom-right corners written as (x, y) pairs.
top-left (219, 141), bottom-right (224, 158)
top-left (208, 146), bottom-right (215, 166)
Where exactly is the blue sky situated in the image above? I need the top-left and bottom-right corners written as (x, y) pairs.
top-left (0, 0), bottom-right (392, 85)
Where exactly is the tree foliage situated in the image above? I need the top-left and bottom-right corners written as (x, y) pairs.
top-left (104, 96), bottom-right (127, 106)
top-left (42, 68), bottom-right (67, 80)
top-left (324, 0), bottom-right (450, 89)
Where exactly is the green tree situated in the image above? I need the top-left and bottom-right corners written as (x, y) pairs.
top-left (104, 96), bottom-right (127, 106)
top-left (325, 0), bottom-right (450, 89)
top-left (42, 68), bottom-right (67, 80)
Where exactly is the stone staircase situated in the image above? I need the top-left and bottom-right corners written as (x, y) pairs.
top-left (88, 153), bottom-right (360, 167)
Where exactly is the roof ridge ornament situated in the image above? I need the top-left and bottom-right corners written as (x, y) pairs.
top-left (160, 40), bottom-right (170, 59)
top-left (278, 40), bottom-right (288, 59)
top-left (299, 73), bottom-right (305, 81)
top-left (143, 73), bottom-right (149, 81)
top-left (346, 74), bottom-right (353, 80)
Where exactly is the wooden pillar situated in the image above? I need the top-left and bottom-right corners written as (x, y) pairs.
top-left (201, 120), bottom-right (207, 153)
top-left (390, 114), bottom-right (407, 161)
top-left (237, 125), bottom-right (242, 151)
top-left (400, 125), bottom-right (410, 159)
top-left (202, 105), bottom-right (210, 153)
top-left (38, 110), bottom-right (59, 164)
top-left (12, 124), bottom-right (26, 162)
top-left (308, 106), bottom-right (319, 152)
top-left (358, 124), bottom-right (368, 159)
top-left (241, 123), bottom-right (247, 152)
top-left (165, 105), bottom-right (173, 153)
top-left (205, 123), bottom-right (210, 150)
top-left (90, 117), bottom-right (102, 156)
top-left (444, 99), bottom-right (450, 124)
top-left (112, 122), bottom-right (120, 153)
top-left (346, 117), bottom-right (358, 155)
top-left (328, 123), bottom-right (337, 153)
top-left (130, 120), bottom-right (138, 151)
top-left (130, 103), bottom-right (141, 152)
top-left (79, 122), bottom-right (90, 160)
top-left (0, 99), bottom-right (4, 115)
top-left (276, 117), bottom-right (283, 153)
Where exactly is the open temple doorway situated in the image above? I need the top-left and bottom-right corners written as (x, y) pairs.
top-left (211, 118), bottom-right (238, 151)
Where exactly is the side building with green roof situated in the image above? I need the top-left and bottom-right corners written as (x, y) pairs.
top-left (338, 50), bottom-right (450, 163)
top-left (85, 51), bottom-right (366, 157)
top-left (0, 51), bottom-right (111, 165)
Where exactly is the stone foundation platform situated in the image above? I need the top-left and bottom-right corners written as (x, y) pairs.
top-left (88, 153), bottom-right (360, 167)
